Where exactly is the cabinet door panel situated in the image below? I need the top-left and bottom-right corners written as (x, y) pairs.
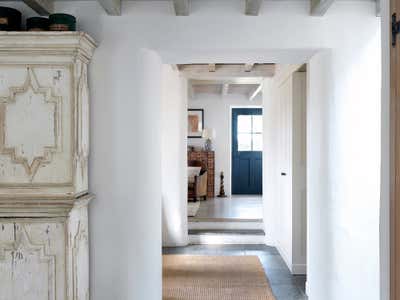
top-left (0, 220), bottom-right (66, 300)
top-left (0, 65), bottom-right (72, 185)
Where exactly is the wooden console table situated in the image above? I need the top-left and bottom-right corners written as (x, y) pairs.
top-left (188, 151), bottom-right (215, 198)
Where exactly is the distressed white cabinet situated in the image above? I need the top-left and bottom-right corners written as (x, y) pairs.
top-left (0, 33), bottom-right (96, 300)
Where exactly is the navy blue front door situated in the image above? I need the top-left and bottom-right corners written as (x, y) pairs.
top-left (232, 108), bottom-right (263, 195)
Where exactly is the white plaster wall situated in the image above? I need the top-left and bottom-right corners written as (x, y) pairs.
top-left (308, 44), bottom-right (380, 299)
top-left (188, 93), bottom-right (262, 196)
top-left (161, 65), bottom-right (188, 246)
top-left (1, 1), bottom-right (378, 299)
top-left (89, 47), bottom-right (163, 300)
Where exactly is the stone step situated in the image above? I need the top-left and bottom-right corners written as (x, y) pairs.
top-left (188, 229), bottom-right (266, 245)
top-left (189, 229), bottom-right (265, 235)
top-left (188, 219), bottom-right (264, 230)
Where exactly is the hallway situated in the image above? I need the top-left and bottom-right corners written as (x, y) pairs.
top-left (163, 245), bottom-right (307, 300)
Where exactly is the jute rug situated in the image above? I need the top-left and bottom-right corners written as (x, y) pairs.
top-left (163, 255), bottom-right (276, 300)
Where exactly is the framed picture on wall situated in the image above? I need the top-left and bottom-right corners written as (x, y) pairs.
top-left (188, 109), bottom-right (204, 138)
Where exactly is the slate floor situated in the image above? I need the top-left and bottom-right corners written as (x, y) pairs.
top-left (163, 244), bottom-right (307, 300)
top-left (191, 195), bottom-right (263, 220)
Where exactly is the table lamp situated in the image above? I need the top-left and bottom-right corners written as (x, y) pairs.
top-left (202, 128), bottom-right (216, 151)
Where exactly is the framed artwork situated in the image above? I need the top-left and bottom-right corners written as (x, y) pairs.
top-left (188, 109), bottom-right (204, 138)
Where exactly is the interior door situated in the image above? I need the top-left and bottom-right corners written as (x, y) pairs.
top-left (231, 108), bottom-right (263, 195)
top-left (278, 77), bottom-right (293, 257)
top-left (391, 2), bottom-right (400, 299)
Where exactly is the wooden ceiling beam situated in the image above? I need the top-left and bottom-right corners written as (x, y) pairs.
top-left (23, 0), bottom-right (53, 15)
top-left (310, 0), bottom-right (334, 16)
top-left (245, 0), bottom-right (262, 16)
top-left (173, 0), bottom-right (190, 16)
top-left (98, 0), bottom-right (121, 15)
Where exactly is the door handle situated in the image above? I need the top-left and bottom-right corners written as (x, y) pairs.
top-left (281, 172), bottom-right (286, 176)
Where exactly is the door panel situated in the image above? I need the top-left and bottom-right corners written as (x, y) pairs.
top-left (278, 77), bottom-right (293, 263)
top-left (232, 108), bottom-right (263, 194)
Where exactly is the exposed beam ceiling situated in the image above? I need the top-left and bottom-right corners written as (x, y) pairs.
top-left (310, 0), bottom-right (334, 16)
top-left (23, 0), bottom-right (53, 15)
top-left (249, 84), bottom-right (263, 101)
top-left (190, 81), bottom-right (262, 99)
top-left (245, 0), bottom-right (262, 16)
top-left (178, 64), bottom-right (275, 79)
top-left (174, 0), bottom-right (190, 16)
top-left (191, 78), bottom-right (263, 85)
top-left (98, 0), bottom-right (121, 15)
top-left (35, 0), bottom-right (379, 17)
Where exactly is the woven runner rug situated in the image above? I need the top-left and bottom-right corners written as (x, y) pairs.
top-left (163, 255), bottom-right (276, 300)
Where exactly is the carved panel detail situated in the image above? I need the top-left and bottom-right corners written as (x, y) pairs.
top-left (72, 220), bottom-right (89, 300)
top-left (0, 67), bottom-right (62, 181)
top-left (0, 225), bottom-right (56, 300)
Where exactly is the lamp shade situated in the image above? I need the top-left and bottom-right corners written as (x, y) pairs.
top-left (202, 128), bottom-right (216, 139)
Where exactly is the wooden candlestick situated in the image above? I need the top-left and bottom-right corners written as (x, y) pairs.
top-left (217, 171), bottom-right (227, 198)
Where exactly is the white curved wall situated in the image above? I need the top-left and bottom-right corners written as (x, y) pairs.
top-left (161, 65), bottom-right (188, 246)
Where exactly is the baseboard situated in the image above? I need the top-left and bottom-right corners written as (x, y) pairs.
top-left (276, 245), bottom-right (291, 271)
top-left (291, 263), bottom-right (307, 275)
top-left (276, 245), bottom-right (307, 275)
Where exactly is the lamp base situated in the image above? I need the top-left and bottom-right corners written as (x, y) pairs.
top-left (204, 138), bottom-right (212, 151)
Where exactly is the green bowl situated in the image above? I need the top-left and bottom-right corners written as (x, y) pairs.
top-left (49, 13), bottom-right (76, 31)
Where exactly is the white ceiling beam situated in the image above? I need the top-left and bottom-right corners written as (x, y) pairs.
top-left (98, 0), bottom-right (121, 15)
top-left (249, 84), bottom-right (263, 101)
top-left (376, 0), bottom-right (381, 17)
top-left (222, 83), bottom-right (230, 96)
top-left (23, 0), bottom-right (53, 15)
top-left (191, 78), bottom-right (263, 85)
top-left (310, 0), bottom-right (334, 16)
top-left (245, 0), bottom-right (262, 16)
top-left (208, 64), bottom-right (216, 72)
top-left (174, 0), bottom-right (190, 16)
top-left (244, 63), bottom-right (254, 72)
top-left (178, 64), bottom-right (275, 79)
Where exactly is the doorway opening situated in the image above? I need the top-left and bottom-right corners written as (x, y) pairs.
top-left (162, 61), bottom-right (308, 299)
top-left (184, 65), bottom-right (267, 247)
